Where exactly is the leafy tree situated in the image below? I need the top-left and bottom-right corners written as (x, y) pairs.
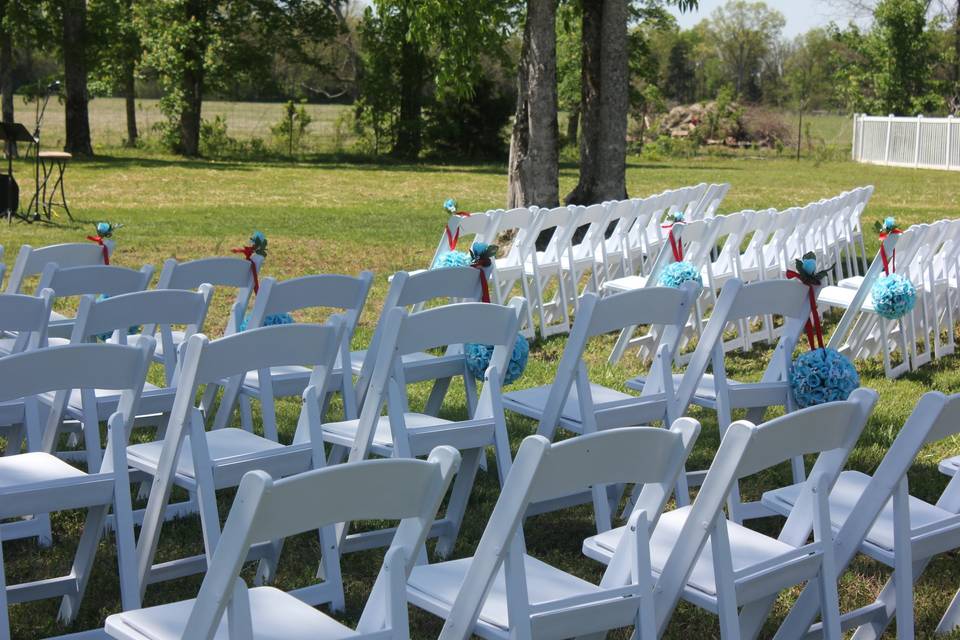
top-left (664, 35), bottom-right (695, 103)
top-left (703, 0), bottom-right (785, 100)
top-left (88, 0), bottom-right (140, 146)
top-left (135, 0), bottom-right (340, 156)
top-left (785, 29), bottom-right (832, 158)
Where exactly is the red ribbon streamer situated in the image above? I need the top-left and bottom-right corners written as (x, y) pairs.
top-left (786, 270), bottom-right (824, 351)
top-left (472, 257), bottom-right (492, 303)
top-left (662, 223), bottom-right (683, 261)
top-left (878, 230), bottom-right (900, 275)
top-left (87, 236), bottom-right (110, 265)
top-left (232, 246), bottom-right (260, 294)
top-left (444, 211), bottom-right (472, 250)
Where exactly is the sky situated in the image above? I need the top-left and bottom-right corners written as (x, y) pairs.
top-left (669, 1), bottom-right (857, 38)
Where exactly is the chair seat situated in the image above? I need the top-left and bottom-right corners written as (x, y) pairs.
top-left (322, 413), bottom-right (455, 449)
top-left (0, 337), bottom-right (16, 355)
top-left (0, 399), bottom-right (24, 426)
top-left (504, 383), bottom-right (647, 429)
top-left (762, 470), bottom-right (955, 553)
top-left (129, 331), bottom-right (181, 357)
top-left (64, 382), bottom-right (169, 414)
top-left (839, 276), bottom-right (865, 289)
top-left (127, 428), bottom-right (284, 479)
top-left (817, 285), bottom-right (882, 312)
top-left (105, 586), bottom-right (357, 640)
top-left (601, 275), bottom-right (649, 294)
top-left (584, 506), bottom-right (796, 597)
top-left (0, 452), bottom-right (86, 489)
top-left (407, 555), bottom-right (599, 630)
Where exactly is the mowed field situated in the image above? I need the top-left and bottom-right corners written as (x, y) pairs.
top-left (3, 133), bottom-right (960, 638)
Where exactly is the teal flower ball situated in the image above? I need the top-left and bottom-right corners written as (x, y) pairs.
top-left (871, 274), bottom-right (916, 320)
top-left (432, 250), bottom-right (472, 269)
top-left (657, 261), bottom-right (703, 288)
top-left (789, 348), bottom-right (859, 408)
top-left (239, 312), bottom-right (295, 332)
top-left (464, 335), bottom-right (529, 385)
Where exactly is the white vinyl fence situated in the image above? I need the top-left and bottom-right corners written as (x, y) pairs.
top-left (852, 114), bottom-right (960, 171)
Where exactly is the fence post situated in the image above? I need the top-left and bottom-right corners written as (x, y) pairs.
top-left (914, 114), bottom-right (923, 168)
top-left (884, 114), bottom-right (894, 165)
top-left (851, 113), bottom-right (858, 161)
top-left (948, 115), bottom-right (954, 171)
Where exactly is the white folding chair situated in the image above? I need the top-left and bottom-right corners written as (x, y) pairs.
top-left (561, 202), bottom-right (612, 304)
top-left (426, 210), bottom-right (494, 271)
top-left (215, 272), bottom-right (373, 434)
top-left (4, 241), bottom-right (113, 295)
top-left (0, 289), bottom-right (51, 358)
top-left (129, 322), bottom-right (346, 602)
top-left (324, 300), bottom-right (522, 557)
top-left (760, 391), bottom-right (960, 640)
top-left (0, 341), bottom-right (154, 638)
top-left (409, 424), bottom-right (699, 640)
top-left (105, 447), bottom-right (461, 640)
top-left (51, 288), bottom-right (213, 472)
top-left (583, 389), bottom-right (878, 640)
top-left (151, 255), bottom-right (262, 384)
top-left (486, 207), bottom-right (540, 338)
top-left (37, 262), bottom-right (154, 339)
top-left (524, 205), bottom-right (581, 336)
top-left (352, 268), bottom-right (483, 417)
top-left (503, 284), bottom-right (699, 526)
top-left (628, 278), bottom-right (814, 522)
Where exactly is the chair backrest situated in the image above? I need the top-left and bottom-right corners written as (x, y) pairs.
top-left (647, 388), bottom-right (877, 635)
top-left (536, 284), bottom-right (699, 439)
top-left (38, 263), bottom-right (154, 299)
top-left (0, 341), bottom-right (155, 463)
top-left (348, 302), bottom-right (520, 465)
top-left (181, 446), bottom-right (462, 639)
top-left (570, 203), bottom-right (612, 260)
top-left (673, 278), bottom-right (812, 416)
top-left (533, 205), bottom-right (581, 263)
top-left (156, 255), bottom-right (264, 335)
top-left (429, 211), bottom-right (494, 269)
top-left (693, 183), bottom-right (731, 219)
top-left (488, 207), bottom-right (539, 270)
top-left (70, 287), bottom-right (213, 382)
top-left (437, 423), bottom-right (699, 640)
top-left (5, 241), bottom-right (114, 294)
top-left (356, 268), bottom-right (483, 407)
top-left (0, 289), bottom-right (53, 352)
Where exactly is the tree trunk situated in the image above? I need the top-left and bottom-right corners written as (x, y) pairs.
top-left (566, 104), bottom-right (579, 146)
top-left (507, 0), bottom-right (559, 209)
top-left (62, 0), bottom-right (93, 156)
top-left (177, 0), bottom-right (206, 156)
top-left (123, 61), bottom-right (137, 147)
top-left (393, 35), bottom-right (426, 159)
top-left (564, 0), bottom-right (628, 205)
top-left (0, 11), bottom-right (15, 159)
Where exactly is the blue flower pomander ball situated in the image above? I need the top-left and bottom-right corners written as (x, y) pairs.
top-left (465, 335), bottom-right (529, 385)
top-left (657, 261), bottom-right (703, 288)
top-left (432, 250), bottom-right (472, 269)
top-left (789, 348), bottom-right (860, 408)
top-left (871, 274), bottom-right (917, 320)
top-left (239, 312), bottom-right (295, 332)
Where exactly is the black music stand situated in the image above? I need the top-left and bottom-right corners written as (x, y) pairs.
top-left (0, 122), bottom-right (37, 223)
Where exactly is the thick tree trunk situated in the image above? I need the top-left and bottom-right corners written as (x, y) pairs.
top-left (177, 0), bottom-right (206, 156)
top-left (507, 0), bottom-right (559, 209)
top-left (393, 36), bottom-right (426, 159)
top-left (63, 0), bottom-right (93, 156)
top-left (0, 13), bottom-right (16, 159)
top-left (123, 61), bottom-right (138, 147)
top-left (564, 0), bottom-right (628, 205)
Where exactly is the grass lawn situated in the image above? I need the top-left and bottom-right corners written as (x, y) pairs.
top-left (3, 149), bottom-right (960, 639)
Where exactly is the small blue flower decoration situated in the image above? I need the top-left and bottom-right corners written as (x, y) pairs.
top-left (464, 335), bottom-right (529, 385)
top-left (432, 250), bottom-right (473, 269)
top-left (871, 273), bottom-right (917, 320)
top-left (802, 257), bottom-right (817, 275)
top-left (789, 348), bottom-right (860, 408)
top-left (239, 312), bottom-right (295, 332)
top-left (657, 261), bottom-right (703, 288)
top-left (444, 198), bottom-right (458, 214)
top-left (884, 216), bottom-right (896, 230)
top-left (666, 210), bottom-right (685, 223)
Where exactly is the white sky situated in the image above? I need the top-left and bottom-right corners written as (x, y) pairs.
top-left (670, 1), bottom-right (859, 38)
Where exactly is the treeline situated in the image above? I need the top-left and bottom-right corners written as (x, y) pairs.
top-left (2, 0), bottom-right (957, 174)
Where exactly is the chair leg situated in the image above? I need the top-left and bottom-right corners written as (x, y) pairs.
top-left (424, 377), bottom-right (452, 417)
top-left (58, 504), bottom-right (110, 624)
top-left (850, 558), bottom-right (928, 640)
top-left (434, 447), bottom-right (483, 559)
top-left (0, 534), bottom-right (10, 640)
top-left (935, 585), bottom-right (960, 635)
top-left (239, 394), bottom-right (255, 434)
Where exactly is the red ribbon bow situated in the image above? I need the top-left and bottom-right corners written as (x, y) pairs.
top-left (878, 230), bottom-right (901, 275)
top-left (786, 270), bottom-right (824, 351)
top-left (662, 223), bottom-right (683, 262)
top-left (232, 246), bottom-right (260, 294)
top-left (87, 236), bottom-right (110, 265)
top-left (444, 211), bottom-right (472, 251)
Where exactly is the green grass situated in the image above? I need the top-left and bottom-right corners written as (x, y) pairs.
top-left (4, 150), bottom-right (960, 639)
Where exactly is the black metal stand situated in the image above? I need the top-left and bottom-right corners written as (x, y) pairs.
top-left (25, 82), bottom-right (59, 222)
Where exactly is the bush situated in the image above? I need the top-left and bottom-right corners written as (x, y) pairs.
top-left (423, 75), bottom-right (514, 161)
top-left (741, 107), bottom-right (792, 148)
top-left (270, 100), bottom-right (313, 156)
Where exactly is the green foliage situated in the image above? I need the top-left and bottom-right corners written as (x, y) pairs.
top-left (830, 0), bottom-right (945, 115)
top-left (423, 74), bottom-right (514, 160)
top-left (271, 99), bottom-right (313, 157)
top-left (703, 0), bottom-right (785, 101)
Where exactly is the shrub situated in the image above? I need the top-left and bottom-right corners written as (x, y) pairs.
top-left (423, 75), bottom-right (514, 161)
